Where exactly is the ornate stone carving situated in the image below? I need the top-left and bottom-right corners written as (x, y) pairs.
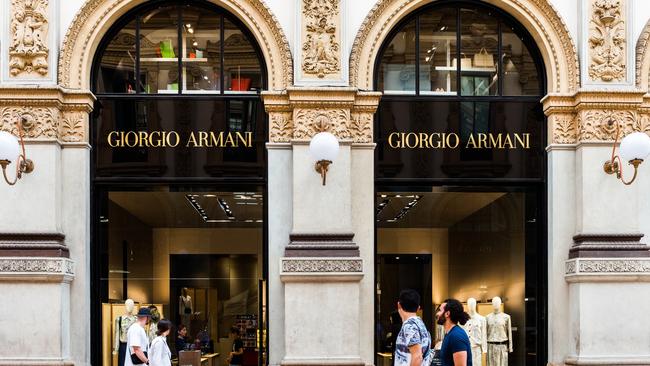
top-left (269, 112), bottom-right (294, 143)
top-left (59, 0), bottom-right (293, 89)
top-left (0, 107), bottom-right (58, 139)
top-left (589, 0), bottom-right (626, 82)
top-left (301, 0), bottom-right (340, 78)
top-left (551, 114), bottom-right (577, 144)
top-left (293, 108), bottom-right (350, 140)
top-left (578, 109), bottom-right (637, 141)
top-left (60, 111), bottom-right (86, 142)
top-left (9, 0), bottom-right (49, 77)
top-left (349, 0), bottom-right (580, 92)
top-left (566, 258), bottom-right (650, 274)
top-left (281, 258), bottom-right (362, 273)
top-left (0, 257), bottom-right (74, 276)
top-left (349, 113), bottom-right (373, 143)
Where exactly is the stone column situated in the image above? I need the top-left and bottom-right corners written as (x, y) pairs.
top-left (263, 88), bottom-right (380, 366)
top-left (0, 86), bottom-right (93, 365)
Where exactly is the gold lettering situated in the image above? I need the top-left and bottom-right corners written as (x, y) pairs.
top-left (107, 131), bottom-right (119, 147)
top-left (477, 133), bottom-right (488, 148)
top-left (388, 132), bottom-right (400, 148)
top-left (225, 133), bottom-right (235, 147)
top-left (447, 133), bottom-right (459, 148)
top-left (186, 132), bottom-right (197, 147)
top-left (236, 132), bottom-right (251, 147)
top-left (466, 134), bottom-right (477, 148)
top-left (489, 134), bottom-right (502, 149)
top-left (209, 132), bottom-right (224, 147)
top-left (138, 131), bottom-right (149, 147)
top-left (503, 134), bottom-right (514, 149)
top-left (167, 131), bottom-right (180, 147)
top-left (198, 131), bottom-right (209, 147)
top-left (418, 133), bottom-right (429, 148)
top-left (125, 131), bottom-right (138, 147)
top-left (514, 133), bottom-right (529, 149)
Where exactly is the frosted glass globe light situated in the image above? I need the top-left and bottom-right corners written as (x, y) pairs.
top-left (0, 131), bottom-right (20, 164)
top-left (309, 132), bottom-right (339, 162)
top-left (619, 132), bottom-right (650, 163)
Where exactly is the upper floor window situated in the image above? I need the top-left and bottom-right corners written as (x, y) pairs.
top-left (376, 4), bottom-right (543, 97)
top-left (94, 2), bottom-right (264, 95)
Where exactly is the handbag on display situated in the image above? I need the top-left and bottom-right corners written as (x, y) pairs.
top-left (452, 53), bottom-right (472, 68)
top-left (473, 47), bottom-right (494, 68)
top-left (159, 39), bottom-right (176, 58)
top-left (130, 351), bottom-right (148, 365)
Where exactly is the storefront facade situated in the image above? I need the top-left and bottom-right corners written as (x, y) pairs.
top-left (1, 0), bottom-right (650, 366)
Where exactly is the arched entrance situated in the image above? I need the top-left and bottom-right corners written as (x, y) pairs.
top-left (369, 2), bottom-right (550, 366)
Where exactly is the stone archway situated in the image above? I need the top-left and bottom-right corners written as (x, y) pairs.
top-left (58, 0), bottom-right (293, 91)
top-left (349, 0), bottom-right (580, 94)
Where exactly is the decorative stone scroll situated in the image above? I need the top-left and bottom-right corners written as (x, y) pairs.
top-left (9, 0), bottom-right (50, 77)
top-left (301, 0), bottom-right (341, 79)
top-left (281, 258), bottom-right (362, 273)
top-left (0, 87), bottom-right (94, 143)
top-left (262, 89), bottom-right (381, 143)
top-left (589, 0), bottom-right (626, 82)
top-left (566, 258), bottom-right (650, 274)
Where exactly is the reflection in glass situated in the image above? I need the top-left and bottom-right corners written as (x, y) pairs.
top-left (419, 8), bottom-right (458, 95)
top-left (460, 7), bottom-right (498, 95)
top-left (501, 22), bottom-right (541, 96)
top-left (99, 189), bottom-right (264, 365)
top-left (224, 18), bottom-right (262, 93)
top-left (140, 6), bottom-right (180, 94)
top-left (182, 7), bottom-right (221, 93)
top-left (375, 191), bottom-right (535, 366)
top-left (378, 19), bottom-right (417, 94)
top-left (96, 21), bottom-right (137, 93)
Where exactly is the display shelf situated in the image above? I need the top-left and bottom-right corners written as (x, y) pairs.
top-left (435, 66), bottom-right (496, 72)
top-left (140, 57), bottom-right (209, 62)
top-left (420, 90), bottom-right (457, 96)
top-left (157, 89), bottom-right (179, 94)
top-left (182, 90), bottom-right (221, 94)
top-left (383, 90), bottom-right (417, 95)
top-left (224, 90), bottom-right (258, 95)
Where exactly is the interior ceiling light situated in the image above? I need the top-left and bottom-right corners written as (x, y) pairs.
top-left (185, 193), bottom-right (263, 223)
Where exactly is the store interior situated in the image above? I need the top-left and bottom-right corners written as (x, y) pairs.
top-left (376, 190), bottom-right (533, 366)
top-left (100, 189), bottom-right (264, 366)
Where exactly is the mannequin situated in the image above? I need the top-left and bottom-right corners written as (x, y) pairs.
top-left (179, 288), bottom-right (193, 334)
top-left (462, 298), bottom-right (487, 366)
top-left (486, 297), bottom-right (513, 366)
top-left (113, 299), bottom-right (137, 366)
top-left (147, 305), bottom-right (161, 342)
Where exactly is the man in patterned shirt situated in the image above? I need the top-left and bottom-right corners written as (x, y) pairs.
top-left (395, 289), bottom-right (432, 366)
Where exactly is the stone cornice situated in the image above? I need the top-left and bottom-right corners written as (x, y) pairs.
top-left (0, 257), bottom-right (75, 283)
top-left (565, 258), bottom-right (650, 282)
top-left (263, 88), bottom-right (381, 143)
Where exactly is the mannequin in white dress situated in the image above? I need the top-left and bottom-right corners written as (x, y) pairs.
top-left (486, 297), bottom-right (512, 366)
top-left (113, 299), bottom-right (137, 366)
top-left (462, 298), bottom-right (487, 366)
top-left (179, 288), bottom-right (193, 334)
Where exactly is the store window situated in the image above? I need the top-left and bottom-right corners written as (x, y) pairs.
top-left (91, 2), bottom-right (267, 366)
top-left (374, 3), bottom-right (546, 366)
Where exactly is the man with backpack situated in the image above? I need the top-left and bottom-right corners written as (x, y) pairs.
top-left (394, 289), bottom-right (433, 366)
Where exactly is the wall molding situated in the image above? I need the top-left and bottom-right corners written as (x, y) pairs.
top-left (0, 257), bottom-right (75, 283)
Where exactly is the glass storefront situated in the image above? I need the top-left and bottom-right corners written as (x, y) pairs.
top-left (374, 3), bottom-right (546, 366)
top-left (90, 2), bottom-right (267, 366)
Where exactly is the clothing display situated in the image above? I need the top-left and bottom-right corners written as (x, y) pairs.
top-left (179, 294), bottom-right (193, 334)
top-left (486, 310), bottom-right (513, 366)
top-left (463, 314), bottom-right (487, 366)
top-left (114, 314), bottom-right (137, 366)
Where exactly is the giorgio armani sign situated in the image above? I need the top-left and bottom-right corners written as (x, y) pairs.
top-left (106, 131), bottom-right (254, 148)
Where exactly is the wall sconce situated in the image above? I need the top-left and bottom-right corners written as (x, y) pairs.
top-left (309, 132), bottom-right (339, 186)
top-left (603, 122), bottom-right (650, 185)
top-left (0, 117), bottom-right (34, 185)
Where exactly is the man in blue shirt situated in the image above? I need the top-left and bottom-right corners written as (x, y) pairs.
top-left (436, 298), bottom-right (472, 366)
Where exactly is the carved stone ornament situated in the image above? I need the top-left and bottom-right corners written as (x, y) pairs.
top-left (0, 257), bottom-right (75, 282)
top-left (281, 258), bottom-right (362, 273)
top-left (269, 112), bottom-right (293, 143)
top-left (566, 258), bottom-right (650, 274)
top-left (551, 114), bottom-right (577, 144)
top-left (0, 106), bottom-right (58, 139)
top-left (9, 0), bottom-right (49, 77)
top-left (301, 0), bottom-right (341, 78)
top-left (578, 109), bottom-right (639, 141)
top-left (589, 0), bottom-right (626, 82)
top-left (294, 108), bottom-right (350, 140)
top-left (60, 111), bottom-right (87, 142)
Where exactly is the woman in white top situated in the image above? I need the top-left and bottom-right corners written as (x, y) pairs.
top-left (149, 319), bottom-right (172, 366)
